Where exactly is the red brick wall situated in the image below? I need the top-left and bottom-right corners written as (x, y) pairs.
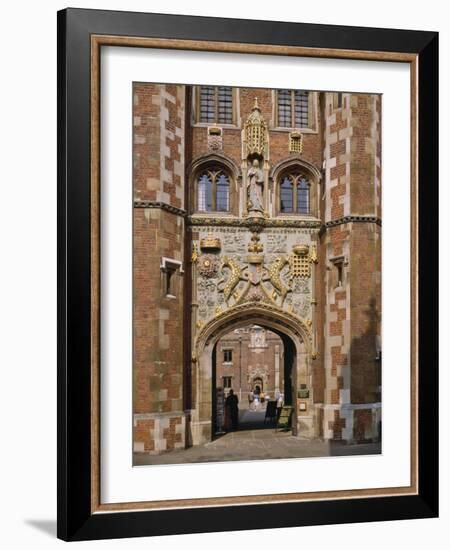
top-left (191, 87), bottom-right (322, 172)
top-left (216, 329), bottom-right (284, 398)
top-left (133, 84), bottom-right (187, 453)
top-left (349, 222), bottom-right (381, 403)
top-left (133, 83), bottom-right (161, 202)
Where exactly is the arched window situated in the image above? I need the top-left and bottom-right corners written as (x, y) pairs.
top-left (279, 173), bottom-right (310, 215)
top-left (297, 177), bottom-right (309, 214)
top-left (280, 176), bottom-right (294, 213)
top-left (197, 168), bottom-right (230, 212)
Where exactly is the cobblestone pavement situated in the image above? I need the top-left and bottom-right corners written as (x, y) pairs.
top-left (134, 408), bottom-right (381, 466)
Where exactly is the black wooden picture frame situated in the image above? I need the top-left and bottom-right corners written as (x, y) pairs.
top-left (57, 8), bottom-right (438, 541)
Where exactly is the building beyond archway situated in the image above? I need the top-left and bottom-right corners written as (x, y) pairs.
top-left (190, 306), bottom-right (313, 446)
top-left (215, 326), bottom-right (283, 400)
top-left (212, 324), bottom-right (297, 435)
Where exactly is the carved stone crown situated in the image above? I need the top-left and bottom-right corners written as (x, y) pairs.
top-left (200, 234), bottom-right (221, 251)
top-left (292, 244), bottom-right (309, 256)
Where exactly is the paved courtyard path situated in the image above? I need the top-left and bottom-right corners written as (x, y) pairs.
top-left (134, 407), bottom-right (381, 466)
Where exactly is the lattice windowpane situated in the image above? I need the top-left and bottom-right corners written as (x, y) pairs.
top-left (217, 87), bottom-right (233, 124)
top-left (297, 177), bottom-right (310, 214)
top-left (197, 173), bottom-right (213, 211)
top-left (277, 89), bottom-right (292, 127)
top-left (280, 176), bottom-right (294, 213)
top-left (216, 172), bottom-right (230, 212)
top-left (294, 90), bottom-right (309, 127)
top-left (199, 86), bottom-right (216, 123)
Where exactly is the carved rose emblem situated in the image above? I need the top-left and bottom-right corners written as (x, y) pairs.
top-left (199, 255), bottom-right (219, 278)
top-left (248, 288), bottom-right (264, 302)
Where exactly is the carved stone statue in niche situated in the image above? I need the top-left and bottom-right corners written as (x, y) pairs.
top-left (247, 159), bottom-right (264, 213)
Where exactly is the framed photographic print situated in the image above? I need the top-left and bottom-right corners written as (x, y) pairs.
top-left (57, 8), bottom-right (438, 541)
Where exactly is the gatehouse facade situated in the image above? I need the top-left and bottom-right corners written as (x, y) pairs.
top-left (133, 84), bottom-right (382, 455)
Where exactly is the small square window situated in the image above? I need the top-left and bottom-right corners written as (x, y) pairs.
top-left (223, 376), bottom-right (232, 389)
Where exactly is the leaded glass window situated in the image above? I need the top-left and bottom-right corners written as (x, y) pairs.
top-left (297, 177), bottom-right (309, 214)
top-left (280, 176), bottom-right (294, 213)
top-left (279, 173), bottom-right (310, 215)
top-left (277, 89), bottom-right (310, 128)
top-left (199, 86), bottom-right (233, 124)
top-left (216, 172), bottom-right (230, 211)
top-left (197, 168), bottom-right (230, 212)
top-left (197, 173), bottom-right (213, 212)
top-left (199, 86), bottom-right (216, 123)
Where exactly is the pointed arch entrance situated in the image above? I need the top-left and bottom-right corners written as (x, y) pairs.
top-left (190, 304), bottom-right (313, 446)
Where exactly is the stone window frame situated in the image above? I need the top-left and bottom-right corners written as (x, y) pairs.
top-left (222, 348), bottom-right (233, 364)
top-left (188, 153), bottom-right (241, 216)
top-left (160, 257), bottom-right (183, 299)
top-left (271, 89), bottom-right (319, 134)
top-left (278, 172), bottom-right (311, 215)
top-left (222, 376), bottom-right (233, 389)
top-left (270, 157), bottom-right (322, 219)
top-left (192, 86), bottom-right (241, 128)
top-left (332, 92), bottom-right (346, 110)
top-left (196, 168), bottom-right (231, 213)
top-left (329, 255), bottom-right (348, 289)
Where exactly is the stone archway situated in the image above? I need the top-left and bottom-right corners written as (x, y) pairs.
top-left (190, 304), bottom-right (314, 446)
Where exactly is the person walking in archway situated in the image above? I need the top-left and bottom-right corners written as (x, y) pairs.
top-left (225, 389), bottom-right (239, 431)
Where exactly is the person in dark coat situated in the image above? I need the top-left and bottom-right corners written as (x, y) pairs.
top-left (225, 389), bottom-right (239, 431)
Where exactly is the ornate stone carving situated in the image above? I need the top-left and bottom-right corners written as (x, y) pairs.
top-left (197, 277), bottom-right (217, 321)
top-left (207, 126), bottom-right (223, 151)
top-left (191, 243), bottom-right (199, 264)
top-left (289, 245), bottom-right (311, 279)
top-left (196, 301), bottom-right (313, 350)
top-left (243, 97), bottom-right (268, 157)
top-left (292, 278), bottom-right (310, 294)
top-left (289, 131), bottom-right (303, 154)
top-left (223, 233), bottom-right (247, 254)
top-left (247, 159), bottom-right (264, 213)
top-left (266, 234), bottom-right (287, 253)
top-left (198, 255), bottom-right (219, 278)
top-left (287, 244), bottom-right (317, 279)
top-left (200, 234), bottom-right (221, 251)
top-left (217, 256), bottom-right (246, 305)
top-left (247, 232), bottom-right (264, 264)
top-left (292, 244), bottom-right (309, 256)
top-left (263, 256), bottom-right (291, 305)
top-left (247, 288), bottom-right (265, 302)
top-left (188, 216), bottom-right (322, 229)
top-left (293, 296), bottom-right (311, 318)
top-left (192, 224), bottom-right (317, 336)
